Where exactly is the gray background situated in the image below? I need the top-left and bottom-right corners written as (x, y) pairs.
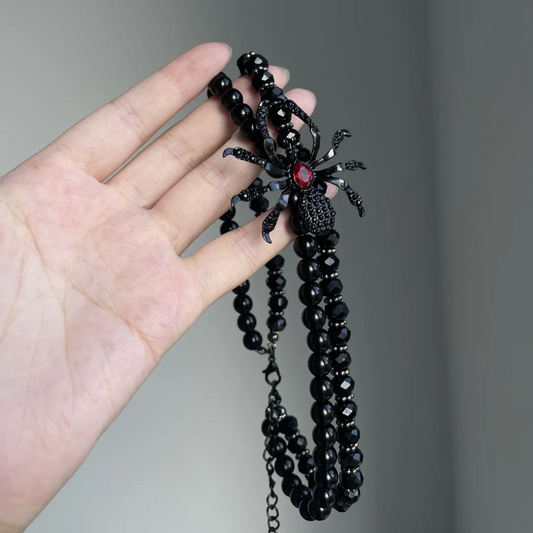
top-left (0, 1), bottom-right (531, 532)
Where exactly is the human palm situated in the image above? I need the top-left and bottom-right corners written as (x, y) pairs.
top-left (0, 43), bottom-right (315, 532)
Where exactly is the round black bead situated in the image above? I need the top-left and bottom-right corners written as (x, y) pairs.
top-left (275, 455), bottom-right (295, 477)
top-left (261, 418), bottom-right (278, 437)
top-left (321, 278), bottom-right (344, 298)
top-left (307, 500), bottom-right (331, 521)
top-left (332, 374), bottom-right (355, 396)
top-left (268, 295), bottom-right (288, 312)
top-left (340, 470), bottom-right (364, 490)
top-left (325, 301), bottom-right (350, 321)
top-left (298, 147), bottom-right (311, 162)
top-left (313, 446), bottom-right (337, 469)
top-left (279, 415), bottom-right (298, 434)
top-left (230, 103), bottom-right (253, 126)
top-left (302, 306), bottom-right (326, 330)
top-left (329, 326), bottom-right (351, 344)
top-left (310, 401), bottom-right (335, 424)
top-left (243, 330), bottom-right (262, 350)
top-left (294, 235), bottom-right (318, 258)
top-left (317, 229), bottom-right (340, 248)
top-left (288, 435), bottom-right (308, 454)
top-left (315, 467), bottom-right (338, 489)
top-left (299, 497), bottom-right (314, 521)
top-left (307, 329), bottom-right (330, 353)
top-left (240, 117), bottom-right (260, 142)
top-left (262, 86), bottom-right (285, 101)
top-left (220, 88), bottom-right (243, 111)
top-left (243, 53), bottom-right (269, 74)
top-left (220, 220), bottom-right (238, 234)
top-left (312, 424), bottom-right (337, 447)
top-left (233, 295), bottom-right (253, 314)
top-left (237, 313), bottom-right (256, 332)
top-left (339, 448), bottom-right (363, 469)
top-left (266, 254), bottom-right (284, 270)
top-left (232, 280), bottom-right (250, 295)
top-left (288, 190), bottom-right (299, 211)
top-left (250, 195), bottom-right (269, 214)
top-left (297, 259), bottom-right (321, 282)
top-left (331, 351), bottom-right (352, 369)
top-left (318, 253), bottom-right (340, 273)
top-left (266, 436), bottom-right (287, 457)
top-left (266, 274), bottom-right (286, 291)
top-left (208, 72), bottom-right (232, 97)
top-left (282, 473), bottom-right (302, 497)
top-left (335, 400), bottom-right (358, 422)
top-left (278, 129), bottom-right (301, 149)
top-left (307, 353), bottom-right (332, 377)
top-left (313, 487), bottom-right (335, 508)
top-left (298, 283), bottom-right (323, 306)
top-left (219, 206), bottom-right (236, 221)
top-left (269, 106), bottom-right (292, 127)
top-left (267, 315), bottom-right (287, 332)
top-left (338, 425), bottom-right (361, 446)
top-left (290, 485), bottom-right (311, 508)
top-left (289, 214), bottom-right (307, 235)
top-left (252, 70), bottom-right (275, 92)
top-left (310, 378), bottom-right (333, 402)
top-left (298, 455), bottom-right (316, 475)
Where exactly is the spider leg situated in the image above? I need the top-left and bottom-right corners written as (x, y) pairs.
top-left (262, 187), bottom-right (291, 244)
top-left (231, 179), bottom-right (290, 207)
top-left (314, 159), bottom-right (367, 178)
top-left (223, 147), bottom-right (286, 178)
top-left (311, 129), bottom-right (352, 169)
top-left (255, 100), bottom-right (291, 171)
top-left (283, 99), bottom-right (321, 161)
top-left (321, 176), bottom-right (365, 217)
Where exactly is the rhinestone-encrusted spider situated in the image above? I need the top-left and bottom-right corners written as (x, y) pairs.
top-left (223, 98), bottom-right (367, 243)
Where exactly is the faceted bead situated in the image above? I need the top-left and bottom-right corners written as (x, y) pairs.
top-left (292, 162), bottom-right (314, 188)
top-left (318, 253), bottom-right (340, 273)
top-left (278, 129), bottom-right (301, 149)
top-left (208, 72), bottom-right (232, 96)
top-left (282, 473), bottom-right (301, 496)
top-left (266, 436), bottom-right (287, 457)
top-left (289, 214), bottom-right (307, 235)
top-left (251, 177), bottom-right (263, 188)
top-left (288, 435), bottom-right (308, 454)
top-left (206, 88), bottom-right (213, 98)
top-left (252, 70), bottom-right (275, 92)
top-left (314, 467), bottom-right (338, 489)
top-left (329, 326), bottom-right (351, 344)
top-left (312, 424), bottom-right (337, 447)
top-left (313, 446), bottom-right (337, 469)
top-left (307, 353), bottom-right (332, 377)
top-left (233, 295), bottom-right (253, 314)
top-left (267, 315), bottom-right (287, 332)
top-left (250, 195), bottom-right (269, 214)
top-left (297, 259), bottom-right (321, 282)
top-left (337, 487), bottom-right (361, 507)
top-left (332, 375), bottom-right (355, 396)
top-left (313, 487), bottom-right (335, 509)
top-left (269, 106), bottom-right (292, 127)
top-left (243, 330), bottom-right (262, 350)
top-left (230, 103), bottom-right (253, 126)
top-left (261, 418), bottom-right (278, 437)
top-left (290, 485), bottom-right (311, 508)
top-left (307, 499), bottom-right (331, 521)
top-left (220, 88), bottom-right (243, 110)
top-left (336, 400), bottom-right (358, 422)
top-left (275, 455), bottom-right (295, 477)
top-left (262, 86), bottom-right (285, 101)
top-left (306, 329), bottom-right (330, 353)
top-left (220, 220), bottom-right (238, 234)
top-left (299, 497), bottom-right (314, 521)
top-left (293, 235), bottom-right (317, 258)
top-left (338, 425), bottom-right (361, 446)
top-left (340, 469), bottom-right (364, 490)
top-left (279, 415), bottom-right (298, 434)
top-left (339, 448), bottom-right (363, 469)
top-left (266, 274), bottom-right (286, 291)
top-left (302, 306), bottom-right (326, 330)
top-left (299, 283), bottom-right (323, 306)
top-left (321, 278), bottom-right (344, 298)
top-left (266, 254), bottom-right (285, 270)
top-left (268, 295), bottom-right (288, 312)
top-left (310, 378), bottom-right (333, 402)
top-left (236, 53), bottom-right (248, 75)
top-left (232, 280), bottom-right (250, 295)
top-left (298, 454), bottom-right (316, 475)
top-left (325, 301), bottom-right (350, 320)
top-left (310, 401), bottom-right (335, 424)
top-left (219, 206), bottom-right (236, 221)
top-left (331, 351), bottom-right (352, 369)
top-left (317, 229), bottom-right (340, 248)
top-left (240, 117), bottom-right (259, 142)
top-left (237, 313), bottom-right (256, 332)
top-left (243, 53), bottom-right (269, 73)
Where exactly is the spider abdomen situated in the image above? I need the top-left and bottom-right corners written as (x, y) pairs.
top-left (298, 187), bottom-right (336, 236)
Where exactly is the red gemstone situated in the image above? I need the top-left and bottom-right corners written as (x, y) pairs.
top-left (292, 162), bottom-right (314, 188)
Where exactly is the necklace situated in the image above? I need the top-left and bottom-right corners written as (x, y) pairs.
top-left (208, 51), bottom-right (366, 527)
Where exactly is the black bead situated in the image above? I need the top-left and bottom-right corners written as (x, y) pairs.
top-left (266, 274), bottom-right (286, 290)
top-left (331, 351), bottom-right (352, 369)
top-left (321, 278), bottom-right (343, 298)
top-left (233, 295), bottom-right (253, 314)
top-left (299, 497), bottom-right (314, 521)
top-left (302, 306), bottom-right (326, 330)
top-left (335, 400), bottom-right (358, 422)
top-left (262, 86), bottom-right (285, 101)
top-left (318, 253), bottom-right (340, 273)
top-left (232, 280), bottom-right (250, 295)
top-left (293, 235), bottom-right (317, 258)
top-left (243, 53), bottom-right (268, 74)
top-left (317, 229), bottom-right (340, 248)
top-left (208, 72), bottom-right (232, 97)
top-left (279, 415), bottom-right (298, 434)
top-left (278, 129), bottom-right (301, 149)
top-left (288, 189), bottom-right (300, 211)
top-left (290, 484), bottom-right (311, 508)
top-left (220, 88), bottom-right (243, 111)
top-left (307, 499), bottom-right (331, 521)
top-left (282, 474), bottom-right (302, 497)
top-left (268, 295), bottom-right (288, 312)
top-left (307, 473), bottom-right (317, 489)
top-left (313, 487), bottom-right (336, 509)
top-left (315, 467), bottom-right (338, 489)
top-left (329, 326), bottom-right (351, 344)
top-left (325, 301), bottom-right (350, 321)
top-left (266, 254), bottom-right (285, 270)
top-left (310, 401), bottom-right (335, 424)
top-left (299, 283), bottom-right (322, 307)
top-left (288, 435), bottom-right (308, 454)
top-left (266, 436), bottom-right (287, 457)
top-left (230, 103), bottom-right (253, 126)
top-left (220, 220), bottom-right (238, 234)
top-left (338, 425), bottom-right (361, 446)
top-left (298, 455), bottom-right (316, 475)
top-left (312, 424), bottom-right (337, 447)
top-left (310, 378), bottom-right (333, 402)
top-left (269, 105), bottom-right (292, 127)
top-left (206, 88), bottom-right (213, 98)
top-left (332, 374), bottom-right (355, 396)
top-left (275, 455), bottom-right (295, 477)
top-left (251, 177), bottom-right (263, 188)
top-left (243, 330), bottom-right (262, 350)
top-left (340, 470), bottom-right (364, 490)
top-left (297, 259), bottom-right (321, 282)
top-left (333, 488), bottom-right (360, 512)
top-left (237, 313), bottom-right (256, 332)
top-left (339, 448), bottom-right (363, 469)
top-left (267, 315), bottom-right (286, 331)
top-left (307, 353), bottom-right (332, 377)
top-left (261, 418), bottom-right (278, 437)
top-left (240, 117), bottom-right (260, 142)
top-left (289, 214), bottom-right (307, 235)
top-left (219, 206), bottom-right (236, 221)
top-left (306, 329), bottom-right (330, 353)
top-left (252, 70), bottom-right (275, 92)
top-left (298, 147), bottom-right (311, 162)
top-left (250, 195), bottom-right (269, 214)
top-left (313, 446), bottom-right (337, 469)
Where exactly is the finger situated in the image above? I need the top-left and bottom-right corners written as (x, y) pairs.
top-left (153, 88), bottom-right (317, 255)
top-left (108, 66), bottom-right (290, 207)
top-left (40, 42), bottom-right (232, 181)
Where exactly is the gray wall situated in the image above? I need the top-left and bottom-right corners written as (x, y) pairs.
top-left (1, 1), bottom-right (530, 532)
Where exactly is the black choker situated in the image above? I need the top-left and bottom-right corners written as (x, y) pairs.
top-left (208, 51), bottom-right (366, 528)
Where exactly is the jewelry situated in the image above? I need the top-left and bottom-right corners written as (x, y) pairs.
top-left (208, 52), bottom-right (366, 527)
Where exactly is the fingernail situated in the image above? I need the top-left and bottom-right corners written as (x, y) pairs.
top-left (281, 67), bottom-right (290, 83)
top-left (221, 43), bottom-right (233, 57)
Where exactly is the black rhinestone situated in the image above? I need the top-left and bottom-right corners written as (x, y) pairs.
top-left (232, 280), bottom-right (250, 295)
top-left (310, 378), bottom-right (333, 402)
top-left (219, 206), bottom-right (236, 221)
top-left (220, 88), bottom-right (243, 111)
top-left (307, 499), bottom-right (331, 521)
top-left (317, 229), bottom-right (340, 248)
top-left (267, 315), bottom-right (287, 332)
top-left (340, 470), bottom-right (364, 490)
top-left (318, 253), bottom-right (340, 273)
top-left (262, 86), bottom-right (285, 101)
top-left (261, 418), bottom-right (278, 437)
top-left (332, 375), bottom-right (355, 396)
top-left (275, 455), bottom-right (295, 477)
top-left (266, 254), bottom-right (285, 270)
top-left (291, 485), bottom-right (311, 508)
top-left (329, 326), bottom-right (351, 344)
top-left (298, 147), bottom-right (311, 162)
top-left (268, 295), bottom-right (288, 312)
top-left (243, 330), bottom-right (262, 350)
top-left (325, 301), bottom-right (350, 320)
top-left (302, 306), bottom-right (326, 330)
top-left (338, 425), bottom-right (361, 446)
top-left (312, 424), bottom-right (337, 447)
top-left (294, 235), bottom-right (317, 258)
top-left (208, 72), bottom-right (232, 97)
top-left (298, 283), bottom-right (323, 306)
top-left (315, 467), bottom-right (338, 489)
top-left (288, 435), bottom-right (308, 454)
top-left (335, 400), bottom-right (358, 422)
top-left (250, 195), bottom-right (269, 214)
top-left (269, 106), bottom-right (292, 127)
top-left (233, 295), bottom-right (253, 314)
top-left (252, 70), bottom-right (275, 92)
top-left (331, 351), bottom-right (352, 369)
top-left (298, 455), bottom-right (316, 475)
top-left (266, 436), bottom-right (286, 457)
top-left (279, 415), bottom-right (298, 434)
top-left (313, 447), bottom-right (337, 468)
top-left (266, 274), bottom-right (286, 291)
top-left (307, 353), bottom-right (332, 377)
top-left (321, 278), bottom-right (343, 298)
top-left (306, 329), bottom-right (330, 353)
top-left (289, 214), bottom-right (307, 235)
top-left (220, 220), bottom-right (238, 234)
top-left (239, 117), bottom-right (259, 142)
top-left (282, 473), bottom-right (302, 497)
top-left (299, 497), bottom-right (314, 521)
top-left (297, 259), bottom-right (321, 282)
top-left (339, 448), bottom-right (363, 469)
top-left (310, 401), bottom-right (335, 424)
top-left (230, 103), bottom-right (253, 126)
top-left (313, 487), bottom-right (335, 508)
top-left (237, 313), bottom-right (256, 332)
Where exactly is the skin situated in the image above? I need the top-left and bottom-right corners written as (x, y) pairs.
top-left (0, 42), bottom-right (318, 532)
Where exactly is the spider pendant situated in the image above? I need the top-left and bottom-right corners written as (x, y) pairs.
top-left (223, 99), bottom-right (367, 243)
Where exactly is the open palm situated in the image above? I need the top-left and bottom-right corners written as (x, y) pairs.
top-left (0, 43), bottom-right (315, 532)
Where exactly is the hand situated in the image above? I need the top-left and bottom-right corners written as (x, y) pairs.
top-left (0, 42), bottom-right (316, 532)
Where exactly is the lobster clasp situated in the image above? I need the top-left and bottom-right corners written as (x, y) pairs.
top-left (263, 360), bottom-right (282, 387)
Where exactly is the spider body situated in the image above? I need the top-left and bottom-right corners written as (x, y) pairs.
top-left (224, 98), bottom-right (367, 243)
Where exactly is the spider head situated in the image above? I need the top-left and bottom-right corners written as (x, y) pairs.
top-left (285, 146), bottom-right (311, 164)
